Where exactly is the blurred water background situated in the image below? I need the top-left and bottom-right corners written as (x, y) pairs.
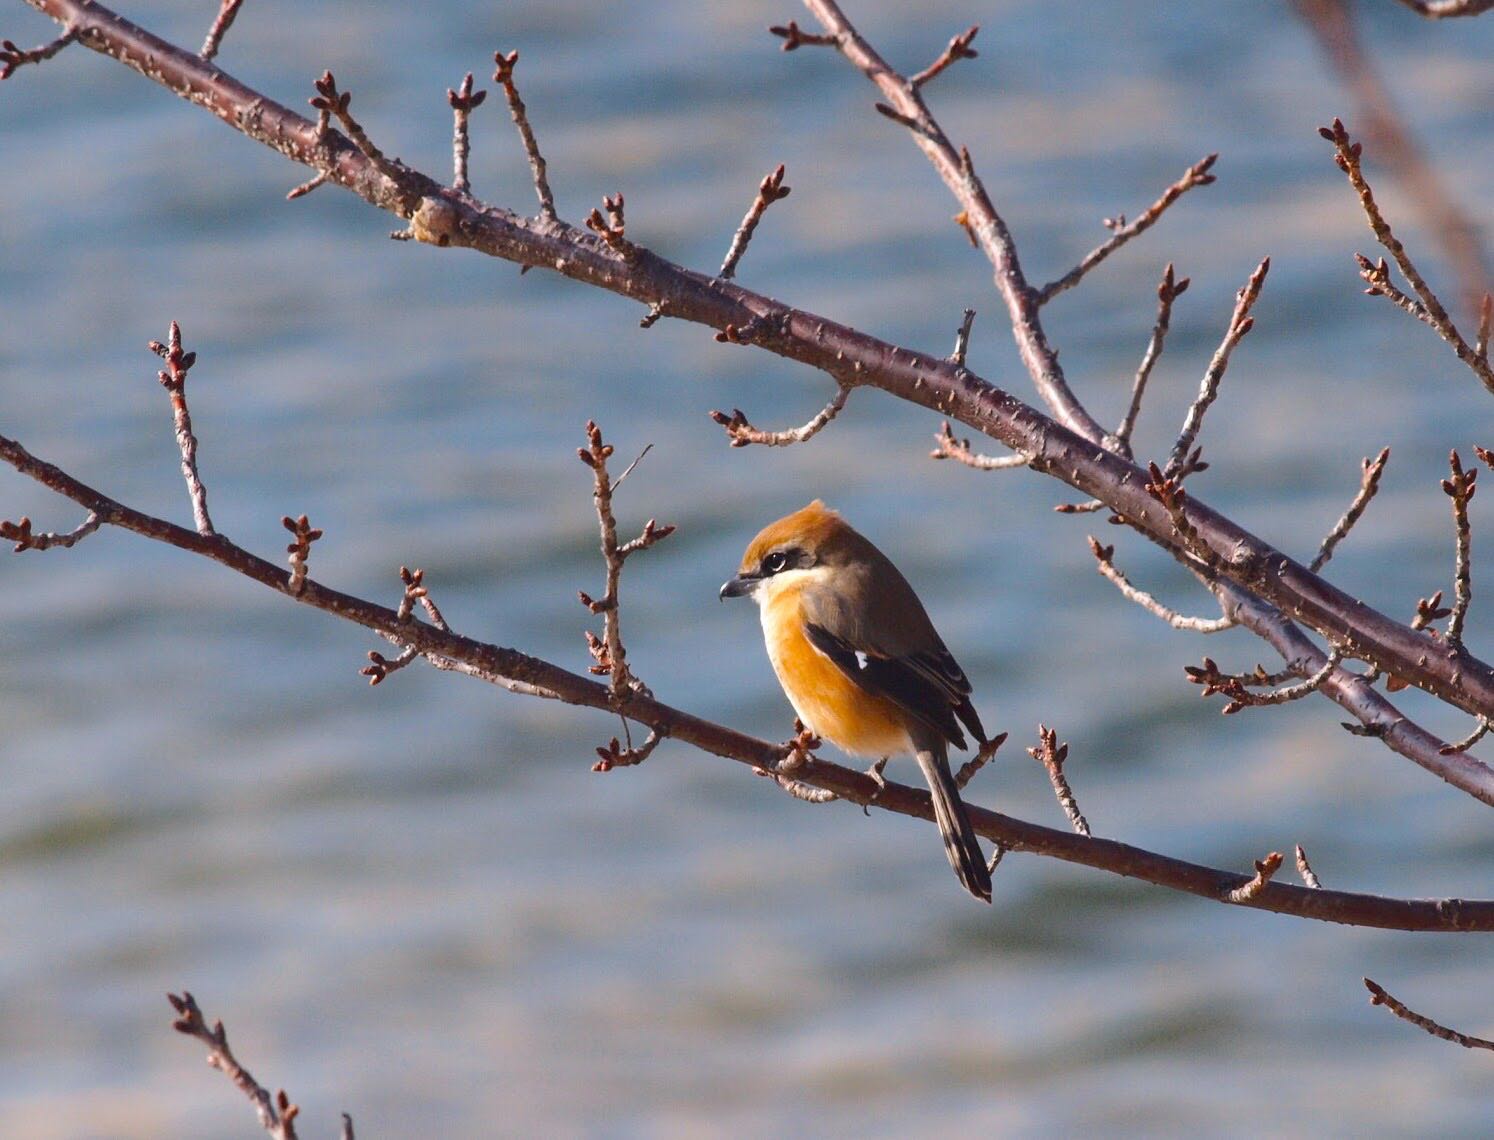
top-left (2, 1), bottom-right (1493, 1135)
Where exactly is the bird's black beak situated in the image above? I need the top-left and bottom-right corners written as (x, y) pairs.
top-left (719, 575), bottom-right (756, 601)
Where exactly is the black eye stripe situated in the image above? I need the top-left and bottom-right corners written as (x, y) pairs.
top-left (761, 547), bottom-right (806, 575)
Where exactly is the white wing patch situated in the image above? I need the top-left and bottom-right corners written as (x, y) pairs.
top-left (854, 650), bottom-right (870, 671)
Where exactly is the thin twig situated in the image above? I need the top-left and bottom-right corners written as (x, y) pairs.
top-left (447, 72), bottom-right (486, 195)
top-left (710, 384), bottom-right (849, 447)
top-left (285, 170), bottom-right (331, 201)
top-left (168, 990), bottom-right (346, 1140)
top-left (309, 71), bottom-right (402, 186)
top-left (1188, 648), bottom-right (1346, 715)
top-left (492, 50), bottom-right (556, 221)
top-left (199, 0), bottom-right (245, 62)
top-left (1293, 0), bottom-right (1489, 321)
top-left (1320, 118), bottom-right (1494, 394)
top-left (954, 731), bottom-right (1007, 790)
top-left (1311, 447), bottom-right (1390, 572)
top-left (1028, 725), bottom-right (1089, 837)
top-left (1037, 155), bottom-right (1217, 305)
top-left (1166, 258), bottom-right (1270, 477)
top-left (585, 193), bottom-right (633, 260)
top-left (1442, 450), bottom-right (1475, 649)
top-left (1114, 264), bottom-right (1189, 459)
top-left (950, 308), bottom-right (976, 367)
top-left (1142, 463), bottom-right (1220, 569)
top-left (577, 423), bottom-right (673, 700)
top-left (1364, 978), bottom-right (1494, 1050)
top-left (0, 26), bottom-right (78, 80)
top-left (281, 514), bottom-right (322, 597)
top-left (1440, 717), bottom-right (1491, 755)
top-left (0, 510), bottom-right (101, 552)
top-left (1295, 844), bottom-right (1322, 889)
top-left (1087, 537), bottom-right (1235, 632)
top-left (1227, 851), bottom-right (1283, 903)
top-left (909, 25), bottom-right (979, 89)
top-left (148, 322), bottom-right (215, 536)
top-left (768, 20), bottom-right (840, 50)
top-left (930, 420), bottom-right (1028, 470)
top-left (720, 163), bottom-right (791, 279)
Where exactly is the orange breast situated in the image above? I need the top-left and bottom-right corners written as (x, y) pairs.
top-left (761, 584), bottom-right (912, 758)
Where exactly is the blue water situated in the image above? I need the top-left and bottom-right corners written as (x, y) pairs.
top-left (2, 1), bottom-right (1493, 1135)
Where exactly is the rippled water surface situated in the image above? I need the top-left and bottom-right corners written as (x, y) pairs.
top-left (3, 1), bottom-right (1493, 1135)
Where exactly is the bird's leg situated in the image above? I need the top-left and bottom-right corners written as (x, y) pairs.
top-left (861, 756), bottom-right (890, 815)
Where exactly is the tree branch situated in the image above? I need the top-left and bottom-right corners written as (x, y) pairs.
top-left (14, 0), bottom-right (1494, 782)
top-left (6, 425), bottom-right (1494, 929)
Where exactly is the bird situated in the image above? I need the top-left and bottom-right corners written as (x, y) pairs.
top-left (720, 499), bottom-right (993, 902)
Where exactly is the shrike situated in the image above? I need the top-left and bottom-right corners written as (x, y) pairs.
top-left (721, 500), bottom-right (992, 902)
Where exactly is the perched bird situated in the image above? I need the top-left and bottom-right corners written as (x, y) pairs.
top-left (720, 500), bottom-right (993, 902)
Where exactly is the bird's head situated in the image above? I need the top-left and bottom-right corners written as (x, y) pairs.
top-left (719, 499), bottom-right (852, 605)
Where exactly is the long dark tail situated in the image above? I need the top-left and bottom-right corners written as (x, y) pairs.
top-left (915, 746), bottom-right (992, 903)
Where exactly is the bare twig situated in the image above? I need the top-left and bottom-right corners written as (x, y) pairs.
top-left (1114, 264), bottom-right (1189, 459)
top-left (0, 25), bottom-right (77, 79)
top-left (585, 193), bottom-right (633, 260)
top-left (446, 72), bottom-right (486, 195)
top-left (168, 990), bottom-right (347, 1140)
top-left (954, 731), bottom-right (1008, 790)
top-left (1320, 118), bottom-right (1494, 394)
top-left (199, 0), bottom-right (244, 61)
top-left (492, 49), bottom-right (556, 221)
top-left (309, 71), bottom-right (402, 186)
top-left (1087, 537), bottom-right (1235, 632)
top-left (1295, 844), bottom-right (1322, 889)
top-left (594, 725), bottom-right (664, 772)
top-left (1028, 725), bottom-right (1089, 837)
top-left (1364, 978), bottom-right (1494, 1050)
top-left (1165, 258), bottom-right (1270, 477)
top-left (930, 419), bottom-right (1028, 470)
top-left (281, 514), bottom-right (322, 597)
top-left (909, 24), bottom-right (979, 89)
top-left (1144, 463), bottom-right (1219, 568)
top-left (0, 510), bottom-right (101, 551)
top-left (1227, 851), bottom-right (1283, 903)
top-left (1443, 450), bottom-right (1476, 649)
top-left (1293, 0), bottom-right (1489, 321)
top-left (285, 170), bottom-right (331, 200)
top-left (1187, 648), bottom-right (1346, 715)
top-left (720, 163), bottom-right (791, 279)
top-left (710, 384), bottom-right (849, 447)
top-left (148, 322), bottom-right (215, 536)
top-left (1036, 155), bottom-right (1217, 305)
top-left (1440, 717), bottom-right (1492, 755)
top-left (362, 567), bottom-right (451, 684)
top-left (1312, 447), bottom-right (1390, 572)
top-left (577, 423), bottom-right (673, 700)
top-left (768, 20), bottom-right (839, 50)
top-left (950, 308), bottom-right (976, 366)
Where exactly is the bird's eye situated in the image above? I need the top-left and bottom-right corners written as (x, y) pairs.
top-left (763, 551), bottom-right (789, 574)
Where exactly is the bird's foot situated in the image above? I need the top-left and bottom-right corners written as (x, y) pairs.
top-left (861, 756), bottom-right (890, 816)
